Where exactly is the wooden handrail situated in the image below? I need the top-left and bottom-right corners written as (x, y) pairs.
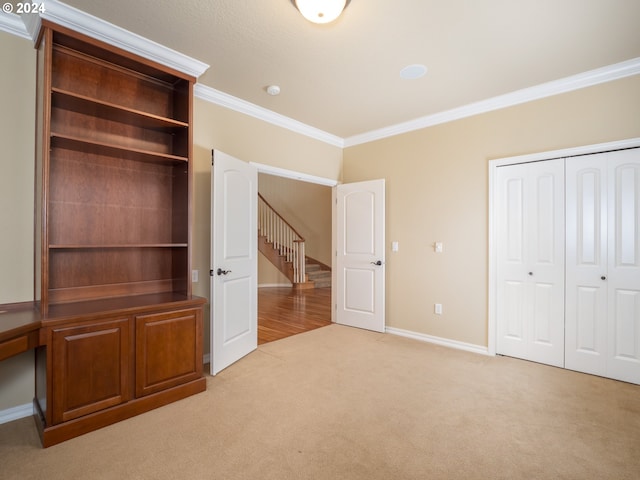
top-left (258, 193), bottom-right (307, 284)
top-left (258, 193), bottom-right (305, 241)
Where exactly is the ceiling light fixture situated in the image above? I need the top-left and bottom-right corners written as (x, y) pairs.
top-left (292, 0), bottom-right (351, 24)
top-left (266, 85), bottom-right (281, 96)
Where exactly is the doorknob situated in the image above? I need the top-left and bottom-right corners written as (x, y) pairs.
top-left (528, 272), bottom-right (533, 276)
top-left (601, 276), bottom-right (607, 281)
top-left (217, 268), bottom-right (231, 276)
top-left (371, 260), bottom-right (383, 266)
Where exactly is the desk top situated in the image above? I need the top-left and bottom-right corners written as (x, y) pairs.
top-left (0, 304), bottom-right (41, 344)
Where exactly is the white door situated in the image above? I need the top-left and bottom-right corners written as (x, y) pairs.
top-left (336, 179), bottom-right (385, 332)
top-left (211, 150), bottom-right (257, 375)
top-left (496, 160), bottom-right (565, 367)
top-left (565, 154), bottom-right (608, 376)
top-left (566, 149), bottom-right (640, 384)
top-left (606, 149), bottom-right (640, 384)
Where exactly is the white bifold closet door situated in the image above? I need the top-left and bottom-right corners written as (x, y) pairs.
top-left (566, 149), bottom-right (640, 384)
top-left (496, 159), bottom-right (565, 367)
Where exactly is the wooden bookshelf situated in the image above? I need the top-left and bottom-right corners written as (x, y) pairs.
top-left (31, 23), bottom-right (206, 447)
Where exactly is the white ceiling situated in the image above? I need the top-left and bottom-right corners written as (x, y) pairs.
top-left (25, 1), bottom-right (640, 139)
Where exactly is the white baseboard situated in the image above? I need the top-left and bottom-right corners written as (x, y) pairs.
top-left (0, 402), bottom-right (32, 425)
top-left (386, 327), bottom-right (491, 356)
top-left (258, 283), bottom-right (292, 288)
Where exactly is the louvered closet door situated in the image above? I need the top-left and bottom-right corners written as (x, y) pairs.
top-left (496, 159), bottom-right (565, 367)
top-left (566, 149), bottom-right (640, 384)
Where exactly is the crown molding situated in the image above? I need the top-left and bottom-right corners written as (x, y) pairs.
top-left (344, 57), bottom-right (640, 147)
top-left (3, 3), bottom-right (638, 148)
top-left (0, 12), bottom-right (30, 39)
top-left (20, 0), bottom-right (209, 79)
top-left (194, 83), bottom-right (344, 148)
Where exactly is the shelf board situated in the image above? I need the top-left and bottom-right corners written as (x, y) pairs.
top-left (51, 88), bottom-right (189, 131)
top-left (50, 133), bottom-right (188, 165)
top-left (49, 244), bottom-right (188, 249)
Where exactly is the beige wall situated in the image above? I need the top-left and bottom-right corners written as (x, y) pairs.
top-left (192, 98), bottom-right (343, 355)
top-left (0, 32), bottom-right (37, 411)
top-left (0, 34), bottom-right (343, 413)
top-left (2, 22), bottom-right (638, 414)
top-left (343, 75), bottom-right (640, 348)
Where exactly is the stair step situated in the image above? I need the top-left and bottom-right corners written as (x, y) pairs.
top-left (306, 270), bottom-right (330, 280)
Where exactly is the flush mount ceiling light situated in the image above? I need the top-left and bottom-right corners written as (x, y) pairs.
top-left (292, 0), bottom-right (351, 24)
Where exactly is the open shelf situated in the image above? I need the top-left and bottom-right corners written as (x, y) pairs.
top-left (49, 244), bottom-right (188, 249)
top-left (50, 133), bottom-right (188, 165)
top-left (32, 24), bottom-right (203, 447)
top-left (51, 88), bottom-right (189, 131)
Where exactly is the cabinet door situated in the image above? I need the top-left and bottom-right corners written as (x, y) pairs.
top-left (51, 317), bottom-right (131, 424)
top-left (135, 308), bottom-right (203, 397)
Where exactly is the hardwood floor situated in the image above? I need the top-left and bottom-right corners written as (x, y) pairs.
top-left (258, 287), bottom-right (332, 344)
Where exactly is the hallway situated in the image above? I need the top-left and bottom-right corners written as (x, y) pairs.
top-left (258, 287), bottom-right (332, 344)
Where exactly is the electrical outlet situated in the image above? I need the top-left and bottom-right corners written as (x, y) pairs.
top-left (434, 303), bottom-right (443, 315)
top-left (192, 270), bottom-right (199, 283)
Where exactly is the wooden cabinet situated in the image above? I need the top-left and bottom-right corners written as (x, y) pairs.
top-left (32, 23), bottom-right (207, 447)
top-left (50, 317), bottom-right (132, 424)
top-left (37, 25), bottom-right (193, 309)
top-left (135, 308), bottom-right (203, 397)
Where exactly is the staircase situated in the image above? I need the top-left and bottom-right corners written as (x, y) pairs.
top-left (258, 193), bottom-right (331, 289)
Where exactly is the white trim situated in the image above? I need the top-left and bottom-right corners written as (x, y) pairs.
top-left (258, 283), bottom-right (293, 288)
top-left (203, 353), bottom-right (211, 365)
top-left (0, 12), bottom-right (30, 39)
top-left (487, 137), bottom-right (640, 356)
top-left (0, 402), bottom-right (32, 425)
top-left (3, 3), bottom-right (638, 148)
top-left (27, 0), bottom-right (209, 78)
top-left (194, 84), bottom-right (344, 148)
top-left (386, 326), bottom-right (490, 356)
top-left (345, 57), bottom-right (640, 147)
top-left (251, 162), bottom-right (338, 187)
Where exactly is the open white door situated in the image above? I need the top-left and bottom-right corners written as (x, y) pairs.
top-left (336, 179), bottom-right (385, 332)
top-left (211, 150), bottom-right (257, 375)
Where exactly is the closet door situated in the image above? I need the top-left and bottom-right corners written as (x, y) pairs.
top-left (496, 159), bottom-right (565, 367)
top-left (565, 154), bottom-right (608, 376)
top-left (607, 149), bottom-right (640, 384)
top-left (566, 149), bottom-right (640, 385)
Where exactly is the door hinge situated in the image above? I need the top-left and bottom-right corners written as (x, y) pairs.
top-left (210, 269), bottom-right (214, 277)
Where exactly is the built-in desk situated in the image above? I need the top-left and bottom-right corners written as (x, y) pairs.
top-left (0, 304), bottom-right (41, 362)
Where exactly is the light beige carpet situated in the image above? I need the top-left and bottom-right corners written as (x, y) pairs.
top-left (1, 324), bottom-right (639, 479)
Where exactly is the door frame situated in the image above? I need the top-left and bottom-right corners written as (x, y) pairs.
top-left (488, 137), bottom-right (640, 356)
top-left (251, 162), bottom-right (338, 317)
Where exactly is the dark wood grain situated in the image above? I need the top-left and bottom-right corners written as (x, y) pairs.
top-left (258, 287), bottom-right (332, 344)
top-left (27, 23), bottom-right (204, 447)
